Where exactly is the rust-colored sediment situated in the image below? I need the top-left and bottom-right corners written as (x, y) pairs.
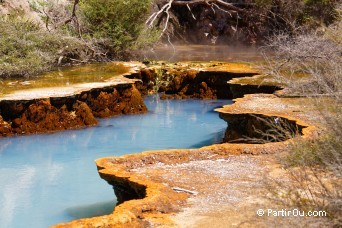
top-left (129, 61), bottom-right (263, 99)
top-left (0, 63), bottom-right (147, 136)
top-left (54, 92), bottom-right (327, 227)
top-left (228, 74), bottom-right (283, 99)
top-left (0, 84), bottom-right (146, 136)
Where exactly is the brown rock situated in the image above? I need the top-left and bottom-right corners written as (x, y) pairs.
top-left (73, 101), bottom-right (98, 126)
top-left (200, 81), bottom-right (208, 90)
top-left (0, 115), bottom-right (12, 136)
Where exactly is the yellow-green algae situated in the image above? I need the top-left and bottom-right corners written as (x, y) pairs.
top-left (0, 62), bottom-right (129, 96)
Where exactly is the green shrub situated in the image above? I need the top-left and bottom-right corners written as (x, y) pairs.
top-left (0, 13), bottom-right (89, 78)
top-left (252, 0), bottom-right (338, 34)
top-left (79, 0), bottom-right (156, 53)
top-left (303, 0), bottom-right (337, 25)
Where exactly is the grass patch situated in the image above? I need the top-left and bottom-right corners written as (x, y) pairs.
top-left (284, 99), bottom-right (342, 171)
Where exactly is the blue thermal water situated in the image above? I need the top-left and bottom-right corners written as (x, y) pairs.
top-left (0, 95), bottom-right (231, 228)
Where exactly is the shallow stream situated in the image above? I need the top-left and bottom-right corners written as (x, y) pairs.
top-left (0, 95), bottom-right (231, 227)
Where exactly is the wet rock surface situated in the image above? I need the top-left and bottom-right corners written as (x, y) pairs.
top-left (78, 84), bottom-right (147, 118)
top-left (0, 115), bottom-right (12, 136)
top-left (219, 113), bottom-right (304, 143)
top-left (125, 68), bottom-right (157, 96)
top-left (216, 93), bottom-right (323, 141)
top-left (161, 70), bottom-right (236, 99)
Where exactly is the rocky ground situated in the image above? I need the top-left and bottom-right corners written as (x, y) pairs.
top-left (139, 155), bottom-right (328, 228)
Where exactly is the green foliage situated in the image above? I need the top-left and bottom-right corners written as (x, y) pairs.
top-left (301, 0), bottom-right (337, 26)
top-left (252, 0), bottom-right (338, 33)
top-left (79, 0), bottom-right (156, 53)
top-left (254, 0), bottom-right (273, 7)
top-left (0, 13), bottom-right (89, 78)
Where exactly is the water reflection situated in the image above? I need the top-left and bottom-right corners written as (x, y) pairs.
top-left (143, 45), bottom-right (262, 62)
top-left (0, 166), bottom-right (36, 228)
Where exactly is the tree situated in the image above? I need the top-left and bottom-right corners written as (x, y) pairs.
top-left (147, 0), bottom-right (246, 41)
top-left (79, 0), bottom-right (154, 54)
top-left (146, 0), bottom-right (339, 44)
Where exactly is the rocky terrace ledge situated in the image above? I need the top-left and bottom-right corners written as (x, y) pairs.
top-left (0, 62), bottom-right (147, 136)
top-left (54, 92), bottom-right (324, 227)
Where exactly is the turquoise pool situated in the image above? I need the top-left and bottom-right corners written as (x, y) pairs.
top-left (0, 95), bottom-right (231, 227)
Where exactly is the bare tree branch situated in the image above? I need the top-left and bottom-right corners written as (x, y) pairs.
top-left (146, 0), bottom-right (244, 39)
top-left (187, 4), bottom-right (197, 20)
top-left (42, 8), bottom-right (51, 31)
top-left (56, 0), bottom-right (79, 28)
top-left (172, 0), bottom-right (244, 12)
top-left (146, 0), bottom-right (175, 38)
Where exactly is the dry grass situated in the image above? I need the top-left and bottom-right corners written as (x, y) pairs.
top-left (260, 15), bottom-right (342, 99)
top-left (257, 14), bottom-right (342, 226)
top-left (240, 115), bottom-right (301, 144)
